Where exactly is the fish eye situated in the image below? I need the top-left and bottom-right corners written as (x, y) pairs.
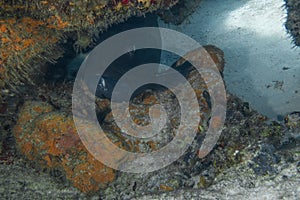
top-left (98, 77), bottom-right (107, 91)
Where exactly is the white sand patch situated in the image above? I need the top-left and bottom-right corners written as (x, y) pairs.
top-left (159, 0), bottom-right (300, 119)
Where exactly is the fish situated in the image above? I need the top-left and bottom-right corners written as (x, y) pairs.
top-left (94, 45), bottom-right (225, 101)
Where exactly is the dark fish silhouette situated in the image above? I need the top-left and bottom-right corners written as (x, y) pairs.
top-left (90, 13), bottom-right (164, 100)
top-left (95, 48), bottom-right (193, 101)
top-left (94, 45), bottom-right (225, 101)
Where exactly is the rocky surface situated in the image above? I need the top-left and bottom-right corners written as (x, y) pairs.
top-left (0, 161), bottom-right (86, 199)
top-left (134, 159), bottom-right (300, 200)
top-left (285, 0), bottom-right (300, 46)
top-left (1, 1), bottom-right (299, 199)
top-left (1, 44), bottom-right (298, 198)
top-left (1, 104), bottom-right (299, 199)
top-left (158, 0), bottom-right (202, 25)
top-left (10, 45), bottom-right (224, 193)
top-left (0, 0), bottom-right (178, 101)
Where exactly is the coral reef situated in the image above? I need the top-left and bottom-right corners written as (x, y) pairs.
top-left (92, 45), bottom-right (225, 154)
top-left (0, 0), bottom-right (178, 31)
top-left (10, 91), bottom-right (300, 198)
top-left (0, 17), bottom-right (63, 89)
top-left (12, 45), bottom-right (224, 193)
top-left (2, 1), bottom-right (300, 198)
top-left (285, 0), bottom-right (300, 46)
top-left (0, 0), bottom-right (179, 100)
top-left (101, 92), bottom-right (300, 199)
top-left (9, 42), bottom-right (300, 198)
